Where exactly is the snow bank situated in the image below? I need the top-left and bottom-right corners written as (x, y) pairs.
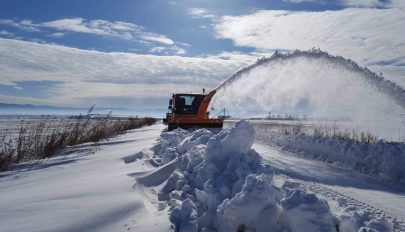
top-left (256, 130), bottom-right (405, 186)
top-left (280, 182), bottom-right (337, 232)
top-left (151, 121), bottom-right (340, 231)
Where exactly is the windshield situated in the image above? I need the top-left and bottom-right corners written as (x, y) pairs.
top-left (174, 94), bottom-right (205, 114)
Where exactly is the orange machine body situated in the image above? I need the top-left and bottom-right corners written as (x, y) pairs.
top-left (163, 90), bottom-right (223, 131)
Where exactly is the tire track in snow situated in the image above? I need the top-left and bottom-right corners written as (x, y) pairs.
top-left (277, 174), bottom-right (405, 232)
top-left (306, 183), bottom-right (405, 232)
top-left (256, 143), bottom-right (405, 231)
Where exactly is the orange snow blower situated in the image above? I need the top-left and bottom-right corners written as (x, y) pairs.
top-left (163, 89), bottom-right (223, 131)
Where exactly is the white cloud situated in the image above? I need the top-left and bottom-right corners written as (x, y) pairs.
top-left (188, 8), bottom-right (216, 19)
top-left (0, 18), bottom-right (139, 40)
top-left (0, 30), bottom-right (14, 37)
top-left (341, 0), bottom-right (390, 8)
top-left (283, 0), bottom-right (399, 8)
top-left (214, 8), bottom-right (405, 67)
top-left (149, 45), bottom-right (187, 55)
top-left (0, 18), bottom-right (189, 55)
top-left (0, 17), bottom-right (188, 55)
top-left (141, 34), bottom-right (174, 45)
top-left (150, 46), bottom-right (165, 53)
top-left (0, 38), bottom-right (248, 108)
top-left (0, 19), bottom-right (39, 32)
top-left (29, 38), bottom-right (48, 44)
top-left (172, 46), bottom-right (187, 55)
top-left (41, 18), bottom-right (138, 40)
top-left (202, 51), bottom-right (265, 64)
top-left (283, 0), bottom-right (324, 3)
top-left (213, 6), bottom-right (405, 89)
top-left (48, 32), bottom-right (66, 38)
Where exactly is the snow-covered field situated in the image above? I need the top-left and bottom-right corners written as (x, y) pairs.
top-left (0, 124), bottom-right (171, 232)
top-left (0, 116), bottom-right (66, 133)
top-left (0, 122), bottom-right (404, 231)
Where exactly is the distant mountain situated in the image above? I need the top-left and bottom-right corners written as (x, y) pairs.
top-left (0, 103), bottom-right (128, 111)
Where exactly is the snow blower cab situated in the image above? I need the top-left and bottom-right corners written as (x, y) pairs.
top-left (163, 89), bottom-right (224, 131)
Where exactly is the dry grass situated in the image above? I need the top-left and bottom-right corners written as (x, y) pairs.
top-left (0, 116), bottom-right (156, 171)
top-left (277, 123), bottom-right (378, 144)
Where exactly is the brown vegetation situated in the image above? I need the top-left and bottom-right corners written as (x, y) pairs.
top-left (277, 123), bottom-right (378, 144)
top-left (0, 116), bottom-right (156, 171)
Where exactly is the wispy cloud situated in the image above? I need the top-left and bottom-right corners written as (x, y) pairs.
top-left (0, 19), bottom-right (39, 32)
top-left (340, 0), bottom-right (390, 8)
top-left (202, 51), bottom-right (266, 63)
top-left (141, 34), bottom-right (174, 45)
top-left (0, 30), bottom-right (14, 37)
top-left (188, 8), bottom-right (216, 19)
top-left (284, 0), bottom-right (403, 8)
top-left (283, 0), bottom-right (324, 3)
top-left (41, 18), bottom-right (138, 40)
top-left (172, 46), bottom-right (187, 55)
top-left (0, 38), bottom-right (248, 108)
top-left (0, 18), bottom-right (140, 40)
top-left (47, 32), bottom-right (66, 38)
top-left (149, 45), bottom-right (186, 55)
top-left (0, 17), bottom-right (188, 55)
top-left (149, 46), bottom-right (165, 53)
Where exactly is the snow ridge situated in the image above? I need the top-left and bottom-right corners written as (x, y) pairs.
top-left (145, 121), bottom-right (393, 231)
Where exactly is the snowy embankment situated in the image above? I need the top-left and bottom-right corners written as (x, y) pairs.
top-left (143, 121), bottom-right (392, 231)
top-left (0, 124), bottom-right (171, 232)
top-left (254, 130), bottom-right (405, 187)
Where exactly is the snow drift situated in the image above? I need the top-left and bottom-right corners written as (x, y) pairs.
top-left (154, 121), bottom-right (336, 231)
top-left (255, 129), bottom-right (405, 186)
top-left (139, 121), bottom-right (392, 231)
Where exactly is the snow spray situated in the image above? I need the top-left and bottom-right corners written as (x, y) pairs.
top-left (213, 49), bottom-right (405, 140)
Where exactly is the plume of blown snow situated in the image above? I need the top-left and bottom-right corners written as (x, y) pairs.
top-left (213, 49), bottom-right (405, 136)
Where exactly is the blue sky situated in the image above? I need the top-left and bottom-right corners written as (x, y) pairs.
top-left (0, 0), bottom-right (347, 56)
top-left (0, 0), bottom-right (404, 113)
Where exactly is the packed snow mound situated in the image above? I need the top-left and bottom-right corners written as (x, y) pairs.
top-left (256, 130), bottom-right (405, 186)
top-left (152, 121), bottom-right (340, 231)
top-left (281, 189), bottom-right (337, 232)
top-left (215, 174), bottom-right (281, 231)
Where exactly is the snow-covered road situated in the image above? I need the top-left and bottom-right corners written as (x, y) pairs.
top-left (0, 123), bottom-right (404, 231)
top-left (254, 143), bottom-right (405, 231)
